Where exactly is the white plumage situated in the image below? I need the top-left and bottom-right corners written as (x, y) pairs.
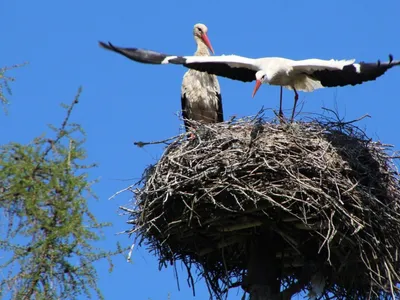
top-left (166, 54), bottom-right (399, 121)
top-left (176, 55), bottom-right (357, 92)
top-left (180, 24), bottom-right (223, 132)
top-left (99, 38), bottom-right (399, 121)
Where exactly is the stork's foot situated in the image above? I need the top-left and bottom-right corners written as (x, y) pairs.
top-left (278, 109), bottom-right (286, 124)
top-left (188, 131), bottom-right (196, 140)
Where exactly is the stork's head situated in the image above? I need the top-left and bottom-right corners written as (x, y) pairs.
top-left (193, 23), bottom-right (214, 54)
top-left (252, 71), bottom-right (268, 98)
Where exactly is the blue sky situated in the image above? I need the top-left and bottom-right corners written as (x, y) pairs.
top-left (1, 0), bottom-right (400, 299)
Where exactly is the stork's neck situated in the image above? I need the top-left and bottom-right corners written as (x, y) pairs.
top-left (194, 36), bottom-right (210, 56)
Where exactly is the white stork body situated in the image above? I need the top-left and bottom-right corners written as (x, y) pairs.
top-left (165, 55), bottom-right (364, 92)
top-left (170, 54), bottom-right (399, 120)
top-left (99, 41), bottom-right (400, 121)
top-left (180, 24), bottom-right (223, 132)
top-left (181, 69), bottom-right (222, 129)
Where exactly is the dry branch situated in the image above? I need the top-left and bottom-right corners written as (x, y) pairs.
top-left (124, 115), bottom-right (400, 299)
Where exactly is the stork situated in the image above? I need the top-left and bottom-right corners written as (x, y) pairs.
top-left (96, 43), bottom-right (400, 121)
top-left (180, 23), bottom-right (223, 133)
top-left (99, 24), bottom-right (223, 134)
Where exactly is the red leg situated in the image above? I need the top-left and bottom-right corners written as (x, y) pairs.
top-left (279, 86), bottom-right (284, 123)
top-left (290, 88), bottom-right (299, 122)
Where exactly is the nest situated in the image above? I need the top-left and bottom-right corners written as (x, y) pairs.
top-left (126, 114), bottom-right (400, 299)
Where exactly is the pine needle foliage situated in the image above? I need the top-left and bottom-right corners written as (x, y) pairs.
top-left (0, 62), bottom-right (28, 112)
top-left (0, 88), bottom-right (124, 300)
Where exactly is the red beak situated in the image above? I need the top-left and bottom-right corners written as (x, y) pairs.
top-left (201, 33), bottom-right (214, 54)
top-left (252, 80), bottom-right (262, 98)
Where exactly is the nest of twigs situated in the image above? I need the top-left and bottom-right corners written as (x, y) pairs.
top-left (126, 114), bottom-right (400, 299)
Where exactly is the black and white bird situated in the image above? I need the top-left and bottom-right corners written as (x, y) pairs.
top-left (179, 23), bottom-right (223, 132)
top-left (98, 43), bottom-right (400, 121)
top-left (99, 23), bottom-right (223, 133)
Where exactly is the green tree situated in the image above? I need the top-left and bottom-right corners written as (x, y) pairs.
top-left (0, 62), bottom-right (27, 112)
top-left (0, 83), bottom-right (124, 299)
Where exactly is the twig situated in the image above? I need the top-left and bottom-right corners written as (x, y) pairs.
top-left (123, 115), bottom-right (400, 299)
top-left (133, 134), bottom-right (182, 147)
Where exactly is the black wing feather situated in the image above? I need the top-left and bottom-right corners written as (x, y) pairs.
top-left (183, 62), bottom-right (256, 83)
top-left (99, 41), bottom-right (171, 64)
top-left (216, 92), bottom-right (224, 122)
top-left (310, 58), bottom-right (400, 87)
top-left (180, 93), bottom-right (191, 132)
top-left (168, 57), bottom-right (256, 82)
top-left (99, 43), bottom-right (257, 82)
